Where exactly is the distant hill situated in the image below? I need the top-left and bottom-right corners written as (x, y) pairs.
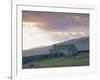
top-left (56, 37), bottom-right (89, 51)
top-left (23, 46), bottom-right (53, 57)
top-left (23, 37), bottom-right (89, 57)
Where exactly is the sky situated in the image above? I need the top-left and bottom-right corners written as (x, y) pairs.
top-left (22, 11), bottom-right (89, 50)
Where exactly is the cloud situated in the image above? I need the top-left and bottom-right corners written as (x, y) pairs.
top-left (22, 11), bottom-right (89, 32)
top-left (22, 11), bottom-right (89, 43)
top-left (45, 31), bottom-right (88, 43)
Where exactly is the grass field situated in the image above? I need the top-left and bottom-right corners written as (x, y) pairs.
top-left (22, 51), bottom-right (89, 69)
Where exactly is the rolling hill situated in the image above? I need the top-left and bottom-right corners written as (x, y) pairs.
top-left (22, 37), bottom-right (89, 57)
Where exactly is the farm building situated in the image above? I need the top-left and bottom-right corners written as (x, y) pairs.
top-left (49, 44), bottom-right (78, 56)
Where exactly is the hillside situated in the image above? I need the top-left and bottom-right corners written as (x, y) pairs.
top-left (57, 37), bottom-right (89, 51)
top-left (23, 51), bottom-right (89, 68)
top-left (23, 37), bottom-right (89, 57)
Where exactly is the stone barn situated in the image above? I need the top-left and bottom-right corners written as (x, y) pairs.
top-left (49, 44), bottom-right (78, 56)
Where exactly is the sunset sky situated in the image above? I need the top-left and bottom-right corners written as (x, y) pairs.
top-left (22, 11), bottom-right (89, 50)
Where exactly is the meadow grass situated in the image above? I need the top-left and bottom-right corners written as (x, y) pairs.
top-left (22, 51), bottom-right (89, 69)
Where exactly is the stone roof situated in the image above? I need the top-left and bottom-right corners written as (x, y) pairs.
top-left (51, 44), bottom-right (75, 50)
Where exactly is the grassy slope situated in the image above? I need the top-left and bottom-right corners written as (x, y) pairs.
top-left (22, 51), bottom-right (89, 69)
